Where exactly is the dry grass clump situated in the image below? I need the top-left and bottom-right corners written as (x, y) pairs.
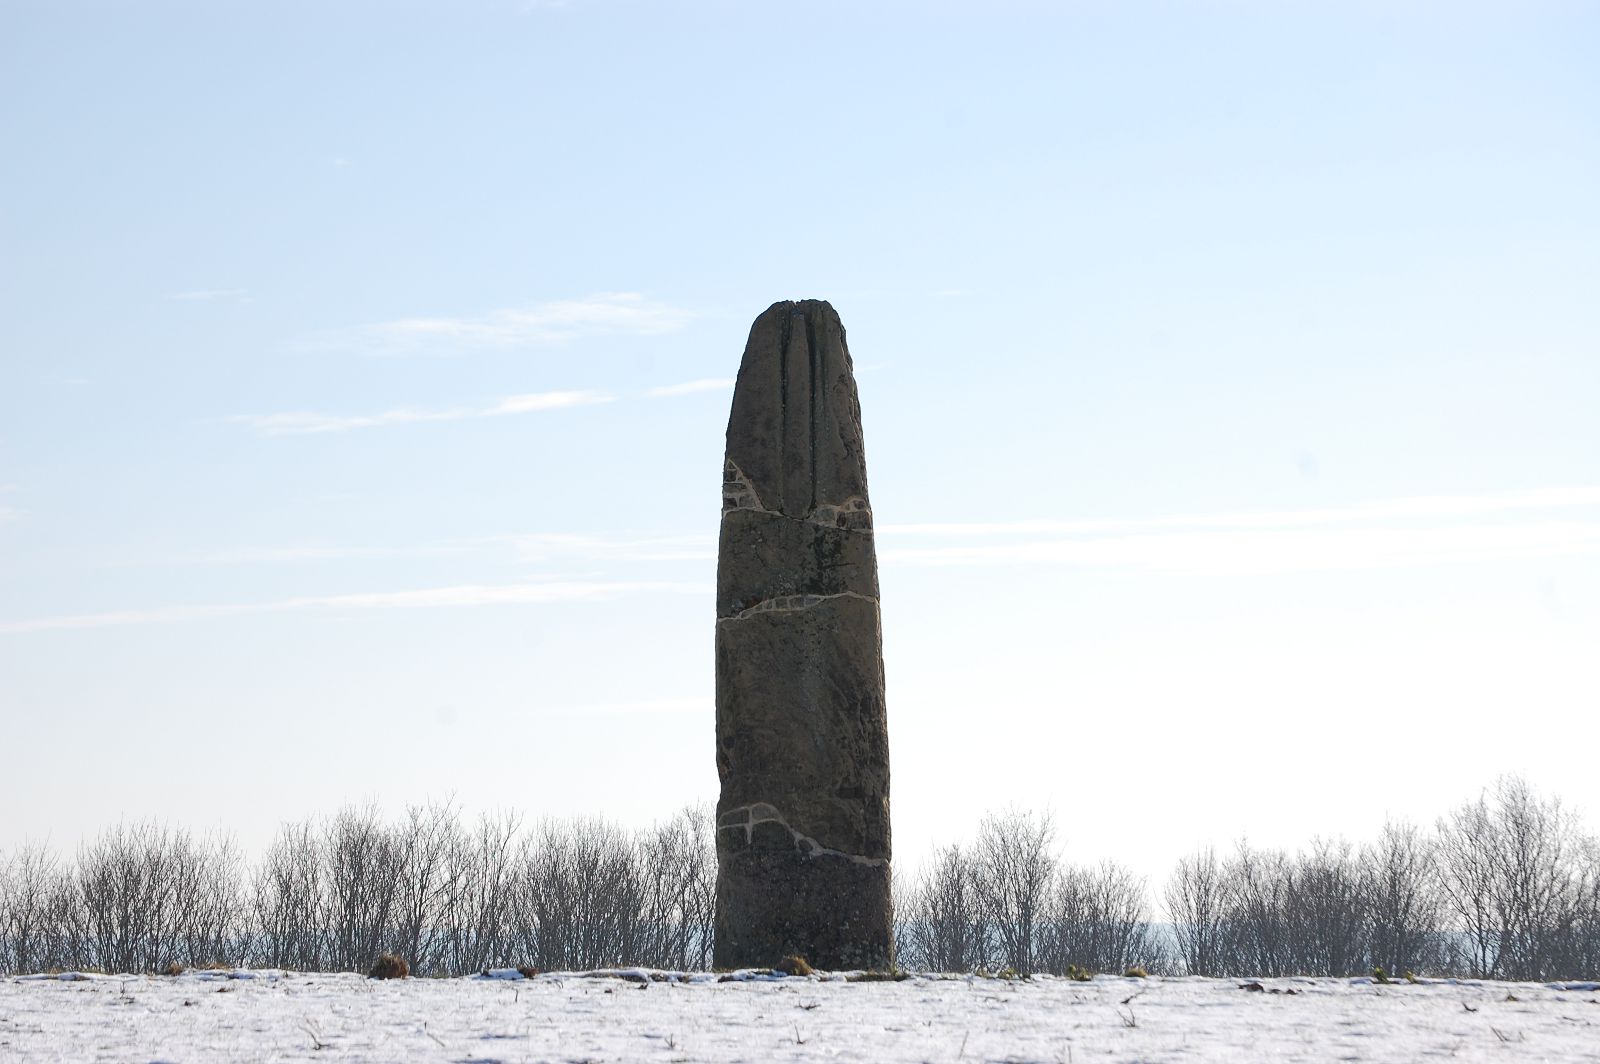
top-left (368, 953), bottom-right (409, 979)
top-left (845, 968), bottom-right (911, 982)
top-left (775, 955), bottom-right (814, 976)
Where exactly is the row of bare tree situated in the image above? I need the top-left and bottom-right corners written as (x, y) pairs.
top-left (1165, 777), bottom-right (1600, 980)
top-left (3, 777), bottom-right (1596, 978)
top-left (897, 778), bottom-right (1600, 980)
top-left (894, 809), bottom-right (1165, 976)
top-left (0, 804), bottom-right (715, 976)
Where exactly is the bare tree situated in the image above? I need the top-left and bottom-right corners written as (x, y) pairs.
top-left (516, 817), bottom-right (645, 971)
top-left (390, 802), bottom-right (459, 975)
top-left (72, 822), bottom-right (239, 973)
top-left (170, 832), bottom-right (244, 968)
top-left (435, 810), bottom-right (523, 974)
top-left (1164, 846), bottom-right (1233, 976)
top-left (320, 805), bottom-right (401, 972)
top-left (635, 804), bottom-right (716, 971)
top-left (973, 809), bottom-right (1057, 976)
top-left (1554, 836), bottom-right (1600, 979)
top-left (250, 819), bottom-right (324, 970)
top-left (1435, 777), bottom-right (1591, 980)
top-left (1364, 820), bottom-right (1445, 977)
top-left (1436, 790), bottom-right (1501, 977)
top-left (1282, 837), bottom-right (1369, 977)
top-left (898, 843), bottom-right (992, 973)
top-left (1, 842), bottom-right (78, 974)
top-left (1222, 842), bottom-right (1294, 977)
top-left (77, 822), bottom-right (193, 973)
top-left (1486, 777), bottom-right (1586, 980)
top-left (1043, 860), bottom-right (1157, 975)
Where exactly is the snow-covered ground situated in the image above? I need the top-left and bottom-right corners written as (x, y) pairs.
top-left (3, 968), bottom-right (1597, 1063)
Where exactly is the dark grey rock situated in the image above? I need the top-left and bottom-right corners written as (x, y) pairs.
top-left (713, 300), bottom-right (893, 971)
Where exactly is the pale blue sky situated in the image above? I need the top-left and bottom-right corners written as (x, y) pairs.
top-left (2, 1), bottom-right (1597, 883)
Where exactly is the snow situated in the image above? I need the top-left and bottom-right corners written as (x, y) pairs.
top-left (2, 969), bottom-right (1597, 1062)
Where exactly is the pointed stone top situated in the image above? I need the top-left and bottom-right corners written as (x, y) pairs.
top-left (762, 297), bottom-right (835, 314)
top-left (725, 300), bottom-right (870, 523)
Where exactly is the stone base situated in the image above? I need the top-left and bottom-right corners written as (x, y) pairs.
top-left (713, 844), bottom-right (893, 971)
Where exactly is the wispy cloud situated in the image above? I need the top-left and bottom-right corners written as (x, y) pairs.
top-left (197, 543), bottom-right (473, 565)
top-left (553, 697), bottom-right (709, 716)
top-left (233, 389), bottom-right (614, 436)
top-left (0, 580), bottom-right (707, 635)
top-left (880, 488), bottom-right (1600, 575)
top-left (123, 487), bottom-right (1600, 586)
top-left (314, 293), bottom-right (693, 354)
top-left (646, 378), bottom-right (734, 398)
top-left (879, 487), bottom-right (1600, 538)
top-left (171, 289), bottom-right (249, 302)
top-left (882, 521), bottom-right (1600, 575)
top-left (500, 532), bottom-right (714, 564)
top-left (176, 533), bottom-right (710, 568)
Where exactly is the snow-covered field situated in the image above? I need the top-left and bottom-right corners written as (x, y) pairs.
top-left (3, 968), bottom-right (1597, 1063)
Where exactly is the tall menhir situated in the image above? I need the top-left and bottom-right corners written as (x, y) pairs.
top-left (713, 299), bottom-right (892, 971)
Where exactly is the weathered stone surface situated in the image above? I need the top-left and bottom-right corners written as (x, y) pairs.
top-left (713, 300), bottom-right (892, 971)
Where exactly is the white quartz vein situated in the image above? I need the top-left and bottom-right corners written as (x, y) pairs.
top-left (717, 590), bottom-right (878, 624)
top-left (717, 802), bottom-right (887, 867)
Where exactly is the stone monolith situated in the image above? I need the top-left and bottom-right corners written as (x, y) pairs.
top-left (713, 299), bottom-right (892, 971)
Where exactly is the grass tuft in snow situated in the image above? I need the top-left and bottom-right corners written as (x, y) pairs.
top-left (775, 955), bottom-right (815, 976)
top-left (368, 953), bottom-right (409, 980)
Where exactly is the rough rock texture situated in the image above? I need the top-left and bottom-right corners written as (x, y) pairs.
top-left (713, 299), bottom-right (892, 971)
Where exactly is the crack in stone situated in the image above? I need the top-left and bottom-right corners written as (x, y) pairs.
top-left (807, 495), bottom-right (873, 531)
top-left (722, 458), bottom-right (770, 514)
top-left (717, 802), bottom-right (888, 867)
top-left (717, 590), bottom-right (879, 624)
top-left (722, 460), bottom-right (873, 530)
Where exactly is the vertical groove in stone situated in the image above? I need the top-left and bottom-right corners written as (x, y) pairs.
top-left (805, 310), bottom-right (820, 515)
top-left (776, 310), bottom-right (790, 514)
top-left (714, 299), bottom-right (892, 972)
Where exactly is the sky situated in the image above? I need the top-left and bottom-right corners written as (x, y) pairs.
top-left (2, 0), bottom-right (1597, 890)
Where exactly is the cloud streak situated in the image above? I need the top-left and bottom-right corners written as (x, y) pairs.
top-left (879, 487), bottom-right (1600, 538)
top-left (40, 488), bottom-right (1597, 635)
top-left (171, 289), bottom-right (248, 302)
top-left (313, 293), bottom-right (693, 353)
top-left (553, 697), bottom-right (710, 716)
top-left (480, 488), bottom-right (1600, 576)
top-left (500, 532), bottom-right (715, 564)
top-left (234, 389), bottom-right (614, 435)
top-left (646, 378), bottom-right (734, 398)
top-left (196, 544), bottom-right (474, 564)
top-left (881, 520), bottom-right (1600, 575)
top-left (878, 487), bottom-right (1600, 575)
top-left (0, 580), bottom-right (707, 635)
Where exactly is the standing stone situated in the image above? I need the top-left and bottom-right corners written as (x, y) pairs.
top-left (713, 299), bottom-right (892, 971)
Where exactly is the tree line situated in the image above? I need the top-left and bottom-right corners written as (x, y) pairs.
top-left (3, 777), bottom-right (1597, 978)
top-left (0, 804), bottom-right (714, 976)
top-left (896, 776), bottom-right (1600, 980)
